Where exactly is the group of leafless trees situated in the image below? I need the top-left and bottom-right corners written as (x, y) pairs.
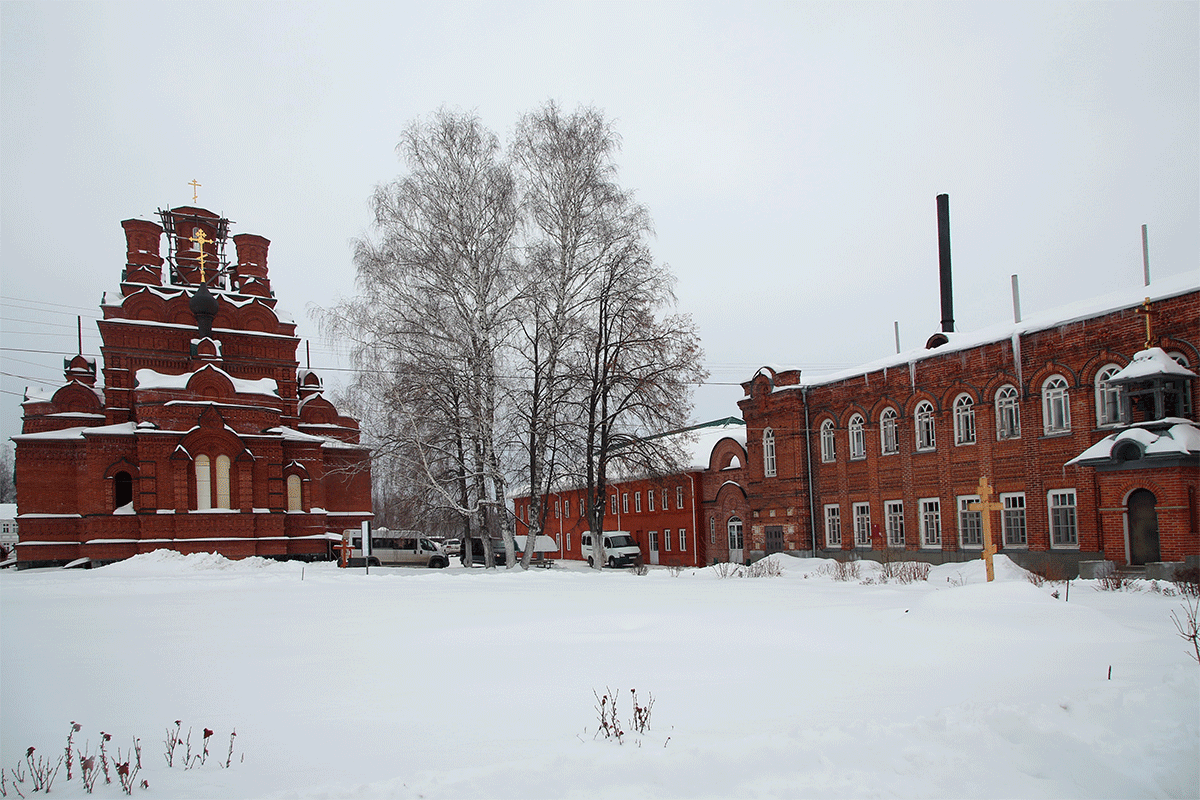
top-left (321, 103), bottom-right (706, 569)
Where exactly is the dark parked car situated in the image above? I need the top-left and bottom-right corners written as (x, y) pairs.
top-left (465, 537), bottom-right (507, 566)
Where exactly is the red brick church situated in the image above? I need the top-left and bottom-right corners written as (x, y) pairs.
top-left (12, 205), bottom-right (372, 567)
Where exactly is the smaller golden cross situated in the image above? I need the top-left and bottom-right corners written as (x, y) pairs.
top-left (188, 228), bottom-right (211, 284)
top-left (189, 179), bottom-right (201, 203)
top-left (1133, 297), bottom-right (1157, 349)
top-left (968, 476), bottom-right (1005, 582)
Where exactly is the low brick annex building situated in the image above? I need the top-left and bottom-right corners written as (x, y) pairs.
top-left (12, 205), bottom-right (372, 567)
top-left (513, 418), bottom-right (750, 568)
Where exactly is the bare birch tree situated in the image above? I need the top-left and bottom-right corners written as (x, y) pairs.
top-left (322, 109), bottom-right (519, 567)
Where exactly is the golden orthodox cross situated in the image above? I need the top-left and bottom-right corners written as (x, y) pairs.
top-left (188, 228), bottom-right (211, 284)
top-left (968, 476), bottom-right (1004, 582)
top-left (334, 536), bottom-right (354, 568)
top-left (1133, 297), bottom-right (1157, 349)
top-left (189, 179), bottom-right (201, 203)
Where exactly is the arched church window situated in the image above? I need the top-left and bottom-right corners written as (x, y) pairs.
top-left (215, 455), bottom-right (231, 510)
top-left (114, 471), bottom-right (133, 510)
top-left (195, 455), bottom-right (212, 510)
top-left (286, 474), bottom-right (303, 512)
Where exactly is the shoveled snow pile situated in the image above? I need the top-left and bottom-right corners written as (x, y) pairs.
top-left (2, 551), bottom-right (1197, 799)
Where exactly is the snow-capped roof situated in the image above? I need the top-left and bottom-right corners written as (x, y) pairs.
top-left (1067, 419), bottom-right (1200, 465)
top-left (677, 418), bottom-right (747, 470)
top-left (11, 422), bottom-right (138, 441)
top-left (777, 272), bottom-right (1198, 391)
top-left (136, 366), bottom-right (279, 397)
top-left (1107, 347), bottom-right (1196, 383)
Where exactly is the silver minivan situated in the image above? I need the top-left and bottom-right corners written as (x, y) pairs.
top-left (352, 531), bottom-right (449, 568)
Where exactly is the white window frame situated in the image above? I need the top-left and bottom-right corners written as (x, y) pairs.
top-left (884, 500), bottom-right (905, 547)
top-left (763, 427), bottom-right (777, 477)
top-left (727, 517), bottom-right (743, 550)
top-left (1048, 489), bottom-right (1078, 548)
top-left (824, 504), bottom-right (842, 548)
top-left (1042, 375), bottom-right (1071, 435)
top-left (957, 494), bottom-right (982, 549)
top-left (676, 486), bottom-right (684, 509)
top-left (880, 407), bottom-right (899, 455)
top-left (953, 394), bottom-right (976, 446)
top-left (664, 528), bottom-right (672, 551)
top-left (555, 499), bottom-right (561, 518)
top-left (1001, 492), bottom-right (1027, 547)
top-left (610, 494), bottom-right (618, 515)
top-left (853, 502), bottom-right (871, 547)
top-left (709, 516), bottom-right (715, 545)
top-left (678, 529), bottom-right (687, 552)
top-left (622, 493), bottom-right (629, 514)
top-left (634, 492), bottom-right (642, 513)
top-left (996, 385), bottom-right (1021, 440)
top-left (820, 419), bottom-right (837, 463)
top-left (849, 414), bottom-right (866, 460)
top-left (648, 489), bottom-right (655, 512)
top-left (649, 531), bottom-right (659, 552)
top-left (915, 401), bottom-right (936, 451)
top-left (920, 497), bottom-right (941, 548)
top-left (1095, 365), bottom-right (1124, 427)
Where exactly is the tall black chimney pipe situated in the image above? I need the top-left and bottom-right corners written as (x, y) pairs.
top-left (937, 194), bottom-right (954, 333)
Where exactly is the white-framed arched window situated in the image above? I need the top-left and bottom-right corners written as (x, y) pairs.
top-left (214, 454), bottom-right (231, 510)
top-left (880, 407), bottom-right (899, 455)
top-left (195, 454), bottom-right (212, 510)
top-left (953, 394), bottom-right (976, 445)
top-left (762, 427), bottom-right (777, 477)
top-left (820, 419), bottom-right (836, 463)
top-left (1095, 365), bottom-right (1123, 427)
top-left (848, 414), bottom-right (866, 460)
top-left (915, 401), bottom-right (936, 451)
top-left (1042, 375), bottom-right (1071, 434)
top-left (286, 474), bottom-right (302, 512)
top-left (995, 384), bottom-right (1021, 440)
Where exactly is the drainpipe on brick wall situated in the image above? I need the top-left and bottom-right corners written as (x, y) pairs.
top-left (688, 472), bottom-right (700, 567)
top-left (802, 386), bottom-right (816, 555)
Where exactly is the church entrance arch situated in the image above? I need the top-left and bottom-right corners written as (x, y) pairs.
top-left (1127, 488), bottom-right (1160, 566)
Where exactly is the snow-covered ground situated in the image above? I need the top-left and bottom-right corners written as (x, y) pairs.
top-left (2, 552), bottom-right (1197, 799)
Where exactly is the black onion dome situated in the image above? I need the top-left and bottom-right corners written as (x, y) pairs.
top-left (189, 284), bottom-right (219, 338)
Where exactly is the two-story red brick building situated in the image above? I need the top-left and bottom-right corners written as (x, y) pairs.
top-left (738, 273), bottom-right (1198, 578)
top-left (12, 205), bottom-right (372, 567)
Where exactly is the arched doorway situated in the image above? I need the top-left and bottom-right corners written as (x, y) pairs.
top-left (114, 471), bottom-right (133, 510)
top-left (1127, 489), bottom-right (1160, 566)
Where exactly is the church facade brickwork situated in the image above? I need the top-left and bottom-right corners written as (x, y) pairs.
top-left (13, 206), bottom-right (372, 568)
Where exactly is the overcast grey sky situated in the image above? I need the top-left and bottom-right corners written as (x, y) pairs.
top-left (2, 1), bottom-right (1197, 447)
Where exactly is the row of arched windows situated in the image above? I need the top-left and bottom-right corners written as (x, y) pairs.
top-left (192, 456), bottom-right (306, 512)
top-left (760, 357), bottom-right (1191, 472)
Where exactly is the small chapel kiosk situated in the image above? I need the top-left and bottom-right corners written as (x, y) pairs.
top-left (12, 205), bottom-right (372, 568)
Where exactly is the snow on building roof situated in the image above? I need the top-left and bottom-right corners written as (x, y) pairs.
top-left (11, 422), bottom-right (138, 441)
top-left (136, 366), bottom-right (279, 397)
top-left (773, 271), bottom-right (1198, 391)
top-left (1067, 419), bottom-right (1200, 465)
top-left (1107, 347), bottom-right (1197, 383)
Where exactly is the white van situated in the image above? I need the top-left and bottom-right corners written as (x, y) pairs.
top-left (580, 531), bottom-right (641, 568)
top-left (351, 529), bottom-right (448, 568)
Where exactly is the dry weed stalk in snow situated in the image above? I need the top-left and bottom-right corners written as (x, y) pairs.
top-left (1170, 594), bottom-right (1200, 664)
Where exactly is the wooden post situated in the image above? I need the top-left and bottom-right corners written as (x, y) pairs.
top-left (968, 476), bottom-right (1004, 582)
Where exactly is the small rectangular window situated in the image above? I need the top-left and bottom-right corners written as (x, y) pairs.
top-left (610, 494), bottom-right (617, 515)
top-left (679, 529), bottom-right (687, 552)
top-left (622, 493), bottom-right (629, 514)
top-left (853, 502), bottom-right (871, 547)
top-left (885, 500), bottom-right (905, 547)
top-left (1001, 493), bottom-right (1027, 546)
top-left (664, 528), bottom-right (672, 551)
top-left (676, 486), bottom-right (684, 509)
top-left (648, 490), bottom-right (655, 512)
top-left (958, 495), bottom-right (982, 548)
top-left (635, 492), bottom-right (642, 513)
top-left (920, 498), bottom-right (941, 548)
top-left (824, 505), bottom-right (842, 548)
top-left (1049, 490), bottom-right (1078, 547)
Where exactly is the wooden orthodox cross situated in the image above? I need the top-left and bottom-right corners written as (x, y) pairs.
top-left (189, 179), bottom-right (201, 203)
top-left (188, 228), bottom-right (211, 283)
top-left (333, 535), bottom-right (354, 568)
top-left (968, 476), bottom-right (1004, 582)
top-left (1133, 297), bottom-right (1157, 349)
